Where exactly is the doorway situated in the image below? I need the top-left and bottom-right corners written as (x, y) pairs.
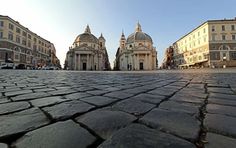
top-left (82, 63), bottom-right (87, 70)
top-left (139, 62), bottom-right (144, 70)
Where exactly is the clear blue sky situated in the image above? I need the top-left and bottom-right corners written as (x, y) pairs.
top-left (1, 0), bottom-right (236, 68)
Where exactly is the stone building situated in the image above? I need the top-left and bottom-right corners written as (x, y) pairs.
top-left (65, 25), bottom-right (110, 70)
top-left (171, 18), bottom-right (236, 68)
top-left (162, 46), bottom-right (174, 69)
top-left (114, 23), bottom-right (157, 70)
top-left (0, 15), bottom-right (60, 68)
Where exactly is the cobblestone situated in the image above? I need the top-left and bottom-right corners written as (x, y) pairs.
top-left (13, 120), bottom-right (96, 148)
top-left (0, 69), bottom-right (236, 147)
top-left (76, 110), bottom-right (136, 139)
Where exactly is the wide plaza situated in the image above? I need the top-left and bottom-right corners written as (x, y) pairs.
top-left (0, 69), bottom-right (236, 148)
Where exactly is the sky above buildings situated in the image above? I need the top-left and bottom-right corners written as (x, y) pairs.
top-left (1, 0), bottom-right (236, 68)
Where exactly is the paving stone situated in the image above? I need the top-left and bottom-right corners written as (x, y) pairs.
top-left (0, 88), bottom-right (21, 93)
top-left (170, 94), bottom-right (204, 104)
top-left (11, 92), bottom-right (51, 101)
top-left (43, 100), bottom-right (95, 120)
top-left (48, 89), bottom-right (77, 96)
top-left (113, 99), bottom-right (155, 115)
top-left (204, 114), bottom-right (236, 138)
top-left (207, 87), bottom-right (235, 95)
top-left (208, 98), bottom-right (236, 107)
top-left (4, 90), bottom-right (33, 97)
top-left (64, 92), bottom-right (92, 100)
top-left (13, 120), bottom-right (96, 148)
top-left (159, 101), bottom-right (199, 115)
top-left (86, 90), bottom-right (110, 96)
top-left (33, 88), bottom-right (56, 92)
top-left (30, 96), bottom-right (65, 107)
top-left (0, 102), bottom-right (30, 115)
top-left (140, 108), bottom-right (200, 141)
top-left (98, 124), bottom-right (195, 148)
top-left (205, 132), bottom-right (236, 148)
top-left (207, 104), bottom-right (236, 117)
top-left (76, 110), bottom-right (136, 139)
top-left (0, 143), bottom-right (8, 148)
top-left (131, 93), bottom-right (165, 104)
top-left (207, 83), bottom-right (229, 88)
top-left (177, 90), bottom-right (207, 99)
top-left (0, 98), bottom-right (10, 104)
top-left (0, 108), bottom-right (50, 139)
top-left (103, 91), bottom-right (134, 100)
top-left (80, 96), bottom-right (117, 107)
top-left (209, 93), bottom-right (236, 101)
top-left (147, 88), bottom-right (177, 97)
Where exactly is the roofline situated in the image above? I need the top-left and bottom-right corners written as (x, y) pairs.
top-left (0, 15), bottom-right (52, 44)
top-left (174, 18), bottom-right (236, 44)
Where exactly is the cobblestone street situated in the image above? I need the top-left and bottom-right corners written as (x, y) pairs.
top-left (0, 69), bottom-right (236, 148)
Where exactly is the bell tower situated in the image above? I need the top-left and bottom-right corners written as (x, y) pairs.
top-left (120, 30), bottom-right (126, 49)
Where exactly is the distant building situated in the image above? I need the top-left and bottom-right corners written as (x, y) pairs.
top-left (65, 25), bottom-right (110, 70)
top-left (114, 23), bottom-right (157, 70)
top-left (171, 18), bottom-right (236, 68)
top-left (0, 15), bottom-right (60, 68)
top-left (162, 46), bottom-right (174, 69)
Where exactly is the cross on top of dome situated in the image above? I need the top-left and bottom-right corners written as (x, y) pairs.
top-left (84, 25), bottom-right (91, 34)
top-left (135, 21), bottom-right (142, 32)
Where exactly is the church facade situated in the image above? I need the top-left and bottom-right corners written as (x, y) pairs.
top-left (65, 25), bottom-right (110, 70)
top-left (114, 23), bottom-right (157, 70)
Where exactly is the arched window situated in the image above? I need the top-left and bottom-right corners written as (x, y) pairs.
top-left (219, 45), bottom-right (230, 50)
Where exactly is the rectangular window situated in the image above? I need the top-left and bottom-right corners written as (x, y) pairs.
top-left (222, 25), bottom-right (225, 31)
top-left (33, 37), bottom-right (37, 42)
top-left (198, 32), bottom-right (200, 36)
top-left (16, 27), bottom-right (21, 34)
top-left (22, 31), bottom-right (27, 37)
top-left (212, 34), bottom-right (216, 41)
top-left (22, 39), bottom-right (26, 45)
top-left (15, 54), bottom-right (19, 60)
top-left (8, 32), bottom-right (13, 40)
top-left (222, 35), bottom-right (226, 40)
top-left (28, 41), bottom-right (31, 48)
top-left (0, 32), bottom-right (3, 38)
top-left (230, 52), bottom-right (236, 60)
top-left (232, 35), bottom-right (236, 40)
top-left (0, 21), bottom-right (3, 27)
top-left (232, 25), bottom-right (235, 31)
top-left (203, 28), bottom-right (206, 33)
top-left (16, 36), bottom-right (21, 43)
top-left (9, 23), bottom-right (14, 30)
top-left (212, 26), bottom-right (215, 32)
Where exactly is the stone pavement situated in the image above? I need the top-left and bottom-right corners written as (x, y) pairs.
top-left (0, 69), bottom-right (236, 148)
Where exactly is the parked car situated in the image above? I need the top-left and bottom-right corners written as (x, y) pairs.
top-left (0, 62), bottom-right (15, 69)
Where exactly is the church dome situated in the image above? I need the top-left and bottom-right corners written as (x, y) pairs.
top-left (126, 23), bottom-right (153, 43)
top-left (74, 25), bottom-right (98, 44)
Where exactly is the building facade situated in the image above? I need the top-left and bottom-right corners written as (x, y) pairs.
top-left (172, 18), bottom-right (236, 68)
top-left (114, 23), bottom-right (157, 70)
top-left (0, 15), bottom-right (60, 68)
top-left (162, 46), bottom-right (174, 69)
top-left (65, 25), bottom-right (110, 70)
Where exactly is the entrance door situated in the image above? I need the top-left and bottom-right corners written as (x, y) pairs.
top-left (139, 62), bottom-right (144, 70)
top-left (83, 63), bottom-right (87, 70)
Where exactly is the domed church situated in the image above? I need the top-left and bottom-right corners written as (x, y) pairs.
top-left (114, 23), bottom-right (157, 70)
top-left (65, 25), bottom-right (110, 70)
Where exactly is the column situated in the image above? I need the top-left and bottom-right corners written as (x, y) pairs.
top-left (145, 54), bottom-right (148, 70)
top-left (147, 54), bottom-right (150, 70)
top-left (78, 54), bottom-right (80, 70)
top-left (74, 54), bottom-right (77, 70)
top-left (87, 54), bottom-right (89, 70)
top-left (137, 54), bottom-right (139, 70)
